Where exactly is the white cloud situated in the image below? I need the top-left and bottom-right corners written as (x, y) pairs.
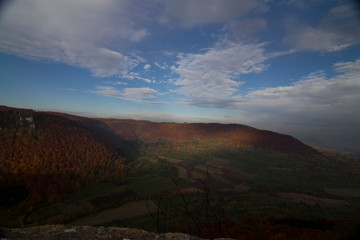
top-left (0, 0), bottom-right (148, 77)
top-left (171, 40), bottom-right (270, 107)
top-left (135, 76), bottom-right (152, 83)
top-left (91, 86), bottom-right (159, 100)
top-left (103, 81), bottom-right (129, 86)
top-left (284, 4), bottom-right (360, 52)
top-left (121, 87), bottom-right (158, 99)
top-left (114, 81), bottom-right (128, 86)
top-left (122, 72), bottom-right (152, 83)
top-left (240, 59), bottom-right (360, 139)
top-left (144, 64), bottom-right (151, 70)
top-left (154, 61), bottom-right (168, 70)
top-left (247, 60), bottom-right (360, 108)
top-left (157, 0), bottom-right (267, 28)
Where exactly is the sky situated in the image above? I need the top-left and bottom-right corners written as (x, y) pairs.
top-left (0, 0), bottom-right (360, 154)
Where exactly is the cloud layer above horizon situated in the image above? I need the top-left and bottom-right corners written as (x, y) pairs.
top-left (1, 0), bottom-right (360, 150)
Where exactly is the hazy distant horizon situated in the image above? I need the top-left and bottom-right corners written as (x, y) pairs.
top-left (2, 103), bottom-right (359, 157)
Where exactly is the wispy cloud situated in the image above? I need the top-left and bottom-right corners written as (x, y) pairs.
top-left (144, 64), bottom-right (151, 70)
top-left (171, 40), bottom-right (270, 107)
top-left (246, 60), bottom-right (360, 109)
top-left (114, 81), bottom-right (128, 86)
top-left (91, 86), bottom-right (160, 101)
top-left (122, 72), bottom-right (153, 83)
top-left (283, 4), bottom-right (360, 52)
top-left (240, 58), bottom-right (360, 138)
top-left (154, 61), bottom-right (168, 70)
top-left (102, 81), bottom-right (128, 86)
top-left (0, 0), bottom-right (148, 77)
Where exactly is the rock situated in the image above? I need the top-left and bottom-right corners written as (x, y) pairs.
top-left (97, 226), bottom-right (105, 234)
top-left (162, 232), bottom-right (196, 240)
top-left (0, 225), bottom-right (234, 240)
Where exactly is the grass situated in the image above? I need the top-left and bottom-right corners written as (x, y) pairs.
top-left (128, 175), bottom-right (174, 196)
top-left (247, 168), bottom-right (319, 193)
top-left (89, 188), bottom-right (137, 207)
top-left (67, 181), bottom-right (119, 202)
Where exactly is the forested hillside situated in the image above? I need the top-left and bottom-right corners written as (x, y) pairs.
top-left (0, 106), bottom-right (130, 205)
top-left (0, 106), bottom-right (323, 207)
top-left (0, 106), bottom-right (319, 208)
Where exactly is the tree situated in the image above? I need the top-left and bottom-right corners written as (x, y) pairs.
top-left (148, 173), bottom-right (225, 238)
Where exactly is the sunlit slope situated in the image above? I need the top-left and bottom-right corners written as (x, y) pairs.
top-left (101, 119), bottom-right (317, 155)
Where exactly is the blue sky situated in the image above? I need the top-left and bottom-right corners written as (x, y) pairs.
top-left (0, 0), bottom-right (360, 153)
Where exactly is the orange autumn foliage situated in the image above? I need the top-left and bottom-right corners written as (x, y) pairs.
top-left (0, 107), bottom-right (129, 204)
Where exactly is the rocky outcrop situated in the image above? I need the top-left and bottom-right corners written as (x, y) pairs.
top-left (0, 225), bottom-right (232, 240)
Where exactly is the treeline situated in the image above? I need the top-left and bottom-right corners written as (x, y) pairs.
top-left (0, 108), bottom-right (129, 205)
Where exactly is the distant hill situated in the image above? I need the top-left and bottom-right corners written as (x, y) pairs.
top-left (0, 105), bottom-right (316, 206)
top-left (100, 119), bottom-right (317, 155)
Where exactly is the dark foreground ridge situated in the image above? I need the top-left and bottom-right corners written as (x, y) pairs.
top-left (0, 225), bottom-right (225, 240)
